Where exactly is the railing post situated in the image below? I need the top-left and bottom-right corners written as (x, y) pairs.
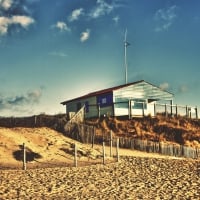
top-left (170, 100), bottom-right (173, 116)
top-left (165, 104), bottom-right (167, 117)
top-left (186, 105), bottom-right (188, 118)
top-left (175, 104), bottom-right (178, 117)
top-left (189, 107), bottom-right (191, 119)
top-left (128, 100), bottom-right (131, 119)
top-left (142, 102), bottom-right (145, 117)
top-left (154, 102), bottom-right (157, 117)
top-left (195, 106), bottom-right (198, 119)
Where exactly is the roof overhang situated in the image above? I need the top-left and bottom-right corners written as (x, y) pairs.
top-left (61, 80), bottom-right (174, 105)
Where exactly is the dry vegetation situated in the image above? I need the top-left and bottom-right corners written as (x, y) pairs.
top-left (86, 115), bottom-right (200, 148)
top-left (0, 114), bottom-right (199, 170)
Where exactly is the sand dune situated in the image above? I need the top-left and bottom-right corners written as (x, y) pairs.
top-left (0, 127), bottom-right (102, 169)
top-left (0, 127), bottom-right (199, 199)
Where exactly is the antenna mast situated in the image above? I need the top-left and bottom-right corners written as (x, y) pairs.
top-left (124, 29), bottom-right (130, 84)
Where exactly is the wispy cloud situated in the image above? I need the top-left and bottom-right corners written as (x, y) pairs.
top-left (52, 21), bottom-right (71, 32)
top-left (80, 29), bottom-right (90, 42)
top-left (177, 85), bottom-right (188, 94)
top-left (68, 8), bottom-right (84, 22)
top-left (154, 5), bottom-right (177, 32)
top-left (0, 89), bottom-right (42, 111)
top-left (112, 15), bottom-right (119, 24)
top-left (89, 0), bottom-right (114, 19)
top-left (159, 82), bottom-right (169, 90)
top-left (48, 51), bottom-right (68, 57)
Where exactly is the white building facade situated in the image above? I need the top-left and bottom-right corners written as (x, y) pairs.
top-left (61, 80), bottom-right (174, 119)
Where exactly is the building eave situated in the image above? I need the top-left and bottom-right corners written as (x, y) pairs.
top-left (61, 80), bottom-right (174, 105)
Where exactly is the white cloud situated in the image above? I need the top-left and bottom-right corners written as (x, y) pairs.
top-left (80, 29), bottom-right (90, 42)
top-left (69, 8), bottom-right (84, 22)
top-left (0, 17), bottom-right (9, 35)
top-left (0, 0), bottom-right (12, 10)
top-left (53, 21), bottom-right (70, 32)
top-left (11, 16), bottom-right (34, 28)
top-left (0, 15), bottom-right (34, 36)
top-left (112, 16), bottom-right (119, 24)
top-left (89, 0), bottom-right (114, 19)
top-left (154, 5), bottom-right (177, 32)
top-left (159, 82), bottom-right (169, 90)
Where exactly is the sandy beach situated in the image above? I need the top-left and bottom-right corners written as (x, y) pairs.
top-left (0, 156), bottom-right (199, 200)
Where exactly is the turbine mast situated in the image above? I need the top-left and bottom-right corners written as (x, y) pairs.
top-left (124, 29), bottom-right (130, 84)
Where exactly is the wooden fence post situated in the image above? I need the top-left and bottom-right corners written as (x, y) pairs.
top-left (128, 100), bottom-right (131, 119)
top-left (23, 143), bottom-right (26, 170)
top-left (170, 100), bottom-right (173, 116)
top-left (116, 138), bottom-right (119, 162)
top-left (110, 131), bottom-right (113, 157)
top-left (195, 106), bottom-right (198, 119)
top-left (175, 104), bottom-right (178, 117)
top-left (186, 105), bottom-right (188, 118)
top-left (165, 104), bottom-right (167, 117)
top-left (102, 142), bottom-right (105, 165)
top-left (74, 143), bottom-right (77, 167)
top-left (92, 127), bottom-right (95, 148)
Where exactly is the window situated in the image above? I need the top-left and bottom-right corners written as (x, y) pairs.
top-left (132, 100), bottom-right (147, 109)
top-left (76, 102), bottom-right (81, 111)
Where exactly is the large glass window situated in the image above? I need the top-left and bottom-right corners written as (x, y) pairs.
top-left (132, 100), bottom-right (147, 109)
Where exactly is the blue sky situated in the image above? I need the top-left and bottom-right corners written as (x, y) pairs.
top-left (0, 0), bottom-right (200, 117)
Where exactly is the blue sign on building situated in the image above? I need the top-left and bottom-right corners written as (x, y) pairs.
top-left (97, 93), bottom-right (113, 107)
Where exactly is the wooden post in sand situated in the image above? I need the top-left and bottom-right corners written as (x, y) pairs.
top-left (116, 138), bottom-right (119, 162)
top-left (102, 142), bottom-right (105, 165)
top-left (74, 143), bottom-right (77, 167)
top-left (92, 127), bottom-right (95, 148)
top-left (23, 143), bottom-right (26, 170)
top-left (110, 131), bottom-right (113, 157)
top-left (195, 106), bottom-right (198, 119)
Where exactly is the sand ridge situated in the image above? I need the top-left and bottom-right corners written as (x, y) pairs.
top-left (0, 127), bottom-right (103, 169)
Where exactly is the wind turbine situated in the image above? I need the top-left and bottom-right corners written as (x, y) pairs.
top-left (124, 29), bottom-right (130, 84)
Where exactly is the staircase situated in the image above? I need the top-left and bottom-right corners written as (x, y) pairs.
top-left (64, 106), bottom-right (85, 140)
